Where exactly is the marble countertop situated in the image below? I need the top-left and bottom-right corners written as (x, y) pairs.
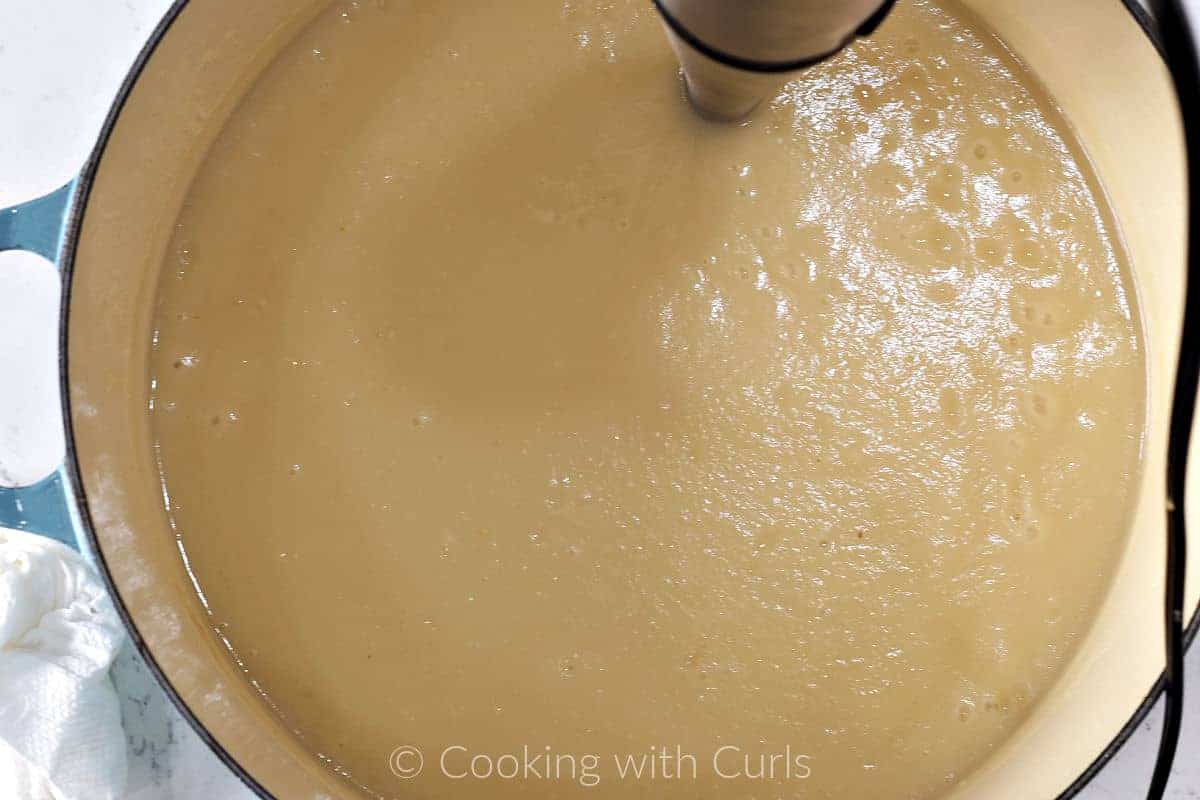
top-left (0, 0), bottom-right (1196, 797)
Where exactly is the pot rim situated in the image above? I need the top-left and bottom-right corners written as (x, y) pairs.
top-left (51, 2), bottom-right (1196, 798)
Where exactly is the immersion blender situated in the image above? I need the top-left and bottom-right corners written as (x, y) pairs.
top-left (653, 0), bottom-right (898, 119)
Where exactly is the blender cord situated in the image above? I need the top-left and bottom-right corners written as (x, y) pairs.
top-left (1147, 1), bottom-right (1195, 797)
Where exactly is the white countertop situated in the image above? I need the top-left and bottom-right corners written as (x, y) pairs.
top-left (0, 1), bottom-right (1196, 797)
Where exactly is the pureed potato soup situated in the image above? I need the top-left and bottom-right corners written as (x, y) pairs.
top-left (149, 0), bottom-right (1146, 797)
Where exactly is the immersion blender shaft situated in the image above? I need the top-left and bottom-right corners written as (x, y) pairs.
top-left (654, 0), bottom-right (897, 120)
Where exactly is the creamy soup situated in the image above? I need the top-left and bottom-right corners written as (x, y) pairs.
top-left (149, 0), bottom-right (1146, 797)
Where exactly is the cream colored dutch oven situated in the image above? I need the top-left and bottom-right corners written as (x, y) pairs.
top-left (0, 0), bottom-right (1196, 797)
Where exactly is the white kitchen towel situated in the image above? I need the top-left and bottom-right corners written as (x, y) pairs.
top-left (0, 526), bottom-right (127, 800)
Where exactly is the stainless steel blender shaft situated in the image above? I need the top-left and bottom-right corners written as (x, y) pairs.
top-left (655, 0), bottom-right (897, 120)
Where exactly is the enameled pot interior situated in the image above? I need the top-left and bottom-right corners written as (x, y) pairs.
top-left (63, 1), bottom-right (1194, 798)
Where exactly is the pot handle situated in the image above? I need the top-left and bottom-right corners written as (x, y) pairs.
top-left (0, 181), bottom-right (81, 549)
top-left (0, 469), bottom-right (80, 549)
top-left (0, 181), bottom-right (76, 264)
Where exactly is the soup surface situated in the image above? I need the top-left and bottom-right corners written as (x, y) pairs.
top-left (150, 0), bottom-right (1146, 797)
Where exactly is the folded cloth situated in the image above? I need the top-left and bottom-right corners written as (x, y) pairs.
top-left (0, 527), bottom-right (126, 800)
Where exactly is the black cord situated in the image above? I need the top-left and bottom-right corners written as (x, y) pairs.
top-left (1146, 1), bottom-right (1196, 797)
